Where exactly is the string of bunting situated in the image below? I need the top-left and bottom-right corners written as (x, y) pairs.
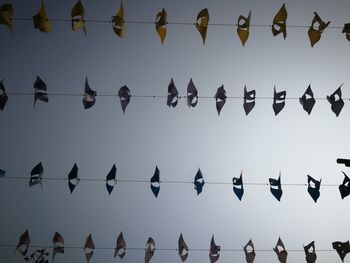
top-left (6, 230), bottom-right (350, 263)
top-left (0, 78), bottom-right (348, 116)
top-left (1, 159), bottom-right (350, 202)
top-left (1, 1), bottom-right (350, 46)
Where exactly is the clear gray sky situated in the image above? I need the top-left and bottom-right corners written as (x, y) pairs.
top-left (1, 0), bottom-right (350, 262)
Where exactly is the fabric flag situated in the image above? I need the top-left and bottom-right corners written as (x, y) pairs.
top-left (196, 8), bottom-right (209, 45)
top-left (167, 78), bottom-right (178, 107)
top-left (118, 85), bottom-right (131, 114)
top-left (114, 232), bottom-right (126, 259)
top-left (269, 173), bottom-right (283, 201)
top-left (232, 172), bottom-right (244, 201)
top-left (155, 8), bottom-right (167, 44)
top-left (308, 12), bottom-right (330, 47)
top-left (84, 234), bottom-right (95, 263)
top-left (244, 239), bottom-right (256, 263)
top-left (33, 0), bottom-right (51, 32)
top-left (194, 168), bottom-right (205, 195)
top-left (29, 162), bottom-right (43, 187)
top-left (272, 87), bottom-right (286, 116)
top-left (178, 234), bottom-right (189, 262)
top-left (150, 166), bottom-right (160, 198)
top-left (0, 168), bottom-right (5, 177)
top-left (82, 77), bottom-right (97, 109)
top-left (16, 230), bottom-right (31, 257)
top-left (299, 85), bottom-right (316, 115)
top-left (332, 241), bottom-right (350, 262)
top-left (307, 175), bottom-right (321, 203)
top-left (237, 11), bottom-right (251, 46)
top-left (0, 3), bottom-right (14, 32)
top-left (68, 163), bottom-right (79, 193)
top-left (272, 4), bottom-right (287, 39)
top-left (304, 241), bottom-right (317, 263)
top-left (209, 235), bottom-right (220, 263)
top-left (106, 164), bottom-right (117, 195)
top-left (273, 237), bottom-right (288, 263)
top-left (243, 86), bottom-right (256, 115)
top-left (0, 79), bottom-right (8, 111)
top-left (214, 85), bottom-right (227, 116)
top-left (327, 85), bottom-right (344, 117)
top-left (71, 0), bottom-right (87, 34)
top-left (342, 23), bottom-right (350, 41)
top-left (52, 231), bottom-right (64, 262)
top-left (339, 171), bottom-right (350, 199)
top-left (112, 2), bottom-right (125, 38)
top-left (145, 237), bottom-right (155, 263)
top-left (34, 76), bottom-right (49, 108)
top-left (187, 79), bottom-right (198, 107)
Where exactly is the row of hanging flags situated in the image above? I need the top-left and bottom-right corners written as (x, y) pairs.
top-left (1, 159), bottom-right (350, 202)
top-left (1, 1), bottom-right (350, 46)
top-left (12, 230), bottom-right (350, 263)
top-left (0, 77), bottom-right (348, 116)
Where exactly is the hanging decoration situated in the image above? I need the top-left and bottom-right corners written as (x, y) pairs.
top-left (0, 3), bottom-right (13, 32)
top-left (167, 78), bottom-right (178, 107)
top-left (52, 232), bottom-right (64, 262)
top-left (244, 239), bottom-right (256, 263)
top-left (273, 238), bottom-right (288, 263)
top-left (29, 162), bottom-right (43, 188)
top-left (308, 12), bottom-right (330, 47)
top-left (155, 8), bottom-right (167, 44)
top-left (327, 85), bottom-right (344, 117)
top-left (209, 235), bottom-right (220, 263)
top-left (150, 166), bottom-right (160, 198)
top-left (193, 168), bottom-right (204, 195)
top-left (269, 173), bottom-right (283, 201)
top-left (196, 8), bottom-right (209, 45)
top-left (82, 77), bottom-right (97, 109)
top-left (114, 232), bottom-right (126, 259)
top-left (304, 241), bottom-right (317, 263)
top-left (214, 85), bottom-right (226, 116)
top-left (118, 85), bottom-right (131, 114)
top-left (34, 76), bottom-right (49, 108)
top-left (343, 23), bottom-right (350, 41)
top-left (272, 87), bottom-right (286, 116)
top-left (112, 2), bottom-right (125, 38)
top-left (299, 85), bottom-right (316, 115)
top-left (0, 168), bottom-right (5, 177)
top-left (307, 175), bottom-right (321, 203)
top-left (178, 233), bottom-right (189, 262)
top-left (332, 241), bottom-right (350, 262)
top-left (243, 86), bottom-right (256, 115)
top-left (237, 11), bottom-right (251, 46)
top-left (144, 237), bottom-right (155, 263)
top-left (68, 163), bottom-right (79, 194)
top-left (272, 4), bottom-right (288, 39)
top-left (0, 79), bottom-right (8, 111)
top-left (16, 230), bottom-right (31, 257)
top-left (105, 164), bottom-right (117, 195)
top-left (84, 234), bottom-right (95, 263)
top-left (187, 79), bottom-right (198, 107)
top-left (71, 0), bottom-right (87, 34)
top-left (32, 0), bottom-right (51, 33)
top-left (339, 171), bottom-right (350, 199)
top-left (232, 172), bottom-right (244, 201)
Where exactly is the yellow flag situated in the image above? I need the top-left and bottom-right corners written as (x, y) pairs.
top-left (272, 4), bottom-right (287, 39)
top-left (0, 4), bottom-right (14, 32)
top-left (112, 2), bottom-right (125, 38)
top-left (237, 11), bottom-right (251, 46)
top-left (308, 12), bottom-right (330, 47)
top-left (155, 8), bottom-right (167, 44)
top-left (71, 0), bottom-right (87, 34)
top-left (196, 8), bottom-right (209, 45)
top-left (32, 0), bottom-right (51, 32)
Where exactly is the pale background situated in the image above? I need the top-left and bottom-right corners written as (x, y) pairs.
top-left (1, 0), bottom-right (350, 262)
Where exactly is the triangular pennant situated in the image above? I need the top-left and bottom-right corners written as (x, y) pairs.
top-left (232, 172), bottom-right (244, 201)
top-left (150, 166), bottom-right (160, 198)
top-left (34, 76), bottom-right (49, 108)
top-left (106, 164), bottom-right (117, 195)
top-left (308, 12), bottom-right (330, 47)
top-left (0, 4), bottom-right (14, 32)
top-left (178, 233), bottom-right (189, 262)
top-left (83, 77), bottom-right (96, 109)
top-left (187, 78), bottom-right (198, 107)
top-left (194, 168), bottom-right (204, 195)
top-left (68, 163), bottom-right (79, 193)
top-left (244, 239), bottom-right (256, 263)
top-left (112, 2), bottom-right (125, 38)
top-left (342, 23), bottom-right (350, 42)
top-left (272, 86), bottom-right (286, 116)
top-left (118, 85), bottom-right (131, 114)
top-left (155, 8), bottom-right (167, 44)
top-left (299, 85), bottom-right (316, 115)
top-left (71, 0), bottom-right (87, 34)
top-left (209, 235), bottom-right (220, 263)
top-left (167, 78), bottom-right (178, 107)
top-left (237, 11), bottom-right (251, 46)
top-left (0, 168), bottom-right (5, 177)
top-left (339, 171), bottom-right (350, 199)
top-left (332, 241), bottom-right (350, 262)
top-left (29, 162), bottom-right (43, 187)
top-left (215, 85), bottom-right (226, 116)
top-left (304, 241), bottom-right (317, 263)
top-left (243, 86), bottom-right (256, 115)
top-left (16, 230), bottom-right (31, 257)
top-left (114, 232), bottom-right (126, 259)
top-left (269, 173), bottom-right (283, 201)
top-left (32, 0), bottom-right (51, 32)
top-left (84, 234), bottom-right (95, 263)
top-left (145, 237), bottom-right (155, 263)
top-left (327, 85), bottom-right (344, 117)
top-left (272, 4), bottom-right (288, 39)
top-left (196, 8), bottom-right (209, 45)
top-left (273, 237), bottom-right (288, 263)
top-left (0, 79), bottom-right (8, 111)
top-left (52, 231), bottom-right (64, 262)
top-left (307, 175), bottom-right (321, 203)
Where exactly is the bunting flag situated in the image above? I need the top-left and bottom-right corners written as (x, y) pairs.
top-left (34, 76), bottom-right (49, 108)
top-left (178, 234), bottom-right (189, 262)
top-left (332, 241), bottom-right (350, 262)
top-left (118, 85), bottom-right (131, 114)
top-left (144, 237), bottom-right (155, 263)
top-left (307, 175), bottom-right (321, 203)
top-left (52, 232), bottom-right (64, 262)
top-left (214, 85), bottom-right (226, 116)
top-left (232, 172), bottom-right (244, 201)
top-left (82, 77), bottom-right (97, 109)
top-left (32, 0), bottom-right (51, 33)
top-left (29, 162), bottom-right (43, 188)
top-left (304, 241), bottom-right (317, 263)
top-left (299, 85), bottom-right (316, 115)
top-left (186, 79), bottom-right (198, 107)
top-left (343, 23), bottom-right (350, 41)
top-left (0, 168), bottom-right (5, 177)
top-left (308, 12), bottom-right (330, 47)
top-left (0, 3), bottom-right (13, 32)
top-left (337, 158), bottom-right (350, 167)
top-left (68, 163), bottom-right (79, 194)
top-left (112, 2), bottom-right (125, 38)
top-left (155, 8), bottom-right (167, 44)
top-left (105, 164), bottom-right (117, 195)
top-left (237, 11), bottom-right (251, 46)
top-left (209, 235), bottom-right (220, 263)
top-left (243, 86), bottom-right (256, 115)
top-left (71, 0), bottom-right (87, 34)
top-left (114, 232), bottom-right (126, 259)
top-left (193, 168), bottom-right (204, 195)
top-left (273, 238), bottom-right (288, 263)
top-left (196, 8), bottom-right (209, 45)
top-left (339, 171), bottom-right (350, 199)
top-left (16, 230), bottom-right (31, 257)
top-left (327, 85), bottom-right (344, 117)
top-left (244, 239), bottom-right (256, 263)
top-left (272, 87), bottom-right (286, 116)
top-left (272, 4), bottom-right (288, 39)
top-left (84, 234), bottom-right (95, 263)
top-left (0, 79), bottom-right (8, 111)
top-left (269, 173), bottom-right (283, 201)
top-left (167, 78), bottom-right (178, 107)
top-left (150, 166), bottom-right (160, 198)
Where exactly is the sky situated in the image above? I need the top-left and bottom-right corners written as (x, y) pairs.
top-left (1, 0), bottom-right (350, 262)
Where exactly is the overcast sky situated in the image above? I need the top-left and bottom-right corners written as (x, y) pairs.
top-left (1, 0), bottom-right (350, 262)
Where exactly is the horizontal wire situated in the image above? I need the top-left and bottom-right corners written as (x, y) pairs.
top-left (0, 244), bottom-right (336, 252)
top-left (10, 18), bottom-right (345, 29)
